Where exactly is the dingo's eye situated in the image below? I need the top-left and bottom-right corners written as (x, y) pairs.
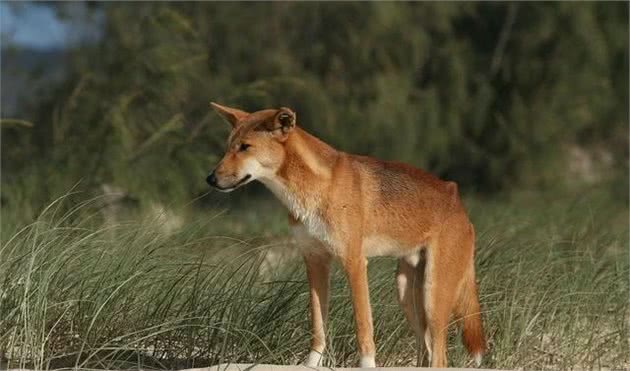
top-left (238, 143), bottom-right (251, 152)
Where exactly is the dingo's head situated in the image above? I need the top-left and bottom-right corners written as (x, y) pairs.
top-left (207, 102), bottom-right (296, 192)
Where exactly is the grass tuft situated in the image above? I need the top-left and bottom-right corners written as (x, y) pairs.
top-left (0, 189), bottom-right (627, 369)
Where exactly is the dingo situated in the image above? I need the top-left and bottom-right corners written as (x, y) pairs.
top-left (207, 103), bottom-right (486, 368)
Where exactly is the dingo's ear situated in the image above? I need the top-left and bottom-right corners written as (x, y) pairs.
top-left (275, 107), bottom-right (296, 135)
top-left (210, 102), bottom-right (249, 128)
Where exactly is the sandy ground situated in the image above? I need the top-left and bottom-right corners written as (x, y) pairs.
top-left (4, 363), bottom-right (510, 371)
top-left (190, 364), bottom-right (508, 371)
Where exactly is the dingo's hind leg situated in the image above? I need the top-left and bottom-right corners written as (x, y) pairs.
top-left (424, 215), bottom-right (476, 368)
top-left (396, 253), bottom-right (429, 366)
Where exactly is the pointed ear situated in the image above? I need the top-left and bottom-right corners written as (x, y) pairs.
top-left (210, 102), bottom-right (249, 128)
top-left (275, 107), bottom-right (296, 134)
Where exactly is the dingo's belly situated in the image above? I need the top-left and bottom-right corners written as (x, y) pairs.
top-left (362, 234), bottom-right (424, 258)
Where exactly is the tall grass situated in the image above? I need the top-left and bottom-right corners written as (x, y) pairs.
top-left (0, 188), bottom-right (627, 369)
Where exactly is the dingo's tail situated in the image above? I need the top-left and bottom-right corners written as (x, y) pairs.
top-left (457, 265), bottom-right (486, 366)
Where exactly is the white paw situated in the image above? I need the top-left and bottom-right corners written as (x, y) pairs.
top-left (302, 350), bottom-right (323, 367)
top-left (359, 355), bottom-right (376, 368)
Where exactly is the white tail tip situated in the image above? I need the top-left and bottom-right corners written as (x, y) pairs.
top-left (474, 352), bottom-right (483, 367)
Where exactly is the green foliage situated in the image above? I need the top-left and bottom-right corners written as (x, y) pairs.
top-left (2, 2), bottom-right (628, 206)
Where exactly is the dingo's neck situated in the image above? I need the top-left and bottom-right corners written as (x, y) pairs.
top-left (260, 128), bottom-right (339, 239)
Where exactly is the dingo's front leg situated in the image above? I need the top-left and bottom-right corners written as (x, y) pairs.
top-left (303, 252), bottom-right (331, 366)
top-left (342, 254), bottom-right (376, 367)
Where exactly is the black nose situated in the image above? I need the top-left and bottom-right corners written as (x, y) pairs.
top-left (206, 172), bottom-right (217, 186)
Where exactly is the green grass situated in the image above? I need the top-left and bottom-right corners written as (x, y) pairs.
top-left (0, 187), bottom-right (628, 370)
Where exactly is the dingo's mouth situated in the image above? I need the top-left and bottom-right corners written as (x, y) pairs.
top-left (212, 174), bottom-right (252, 192)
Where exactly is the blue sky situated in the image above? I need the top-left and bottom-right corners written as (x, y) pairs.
top-left (1, 3), bottom-right (69, 49)
top-left (1, 2), bottom-right (101, 50)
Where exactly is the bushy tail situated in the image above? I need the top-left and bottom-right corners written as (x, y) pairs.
top-left (457, 267), bottom-right (486, 366)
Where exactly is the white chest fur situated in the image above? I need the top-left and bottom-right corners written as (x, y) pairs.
top-left (262, 179), bottom-right (333, 246)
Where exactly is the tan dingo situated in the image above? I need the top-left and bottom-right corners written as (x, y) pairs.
top-left (207, 103), bottom-right (485, 368)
